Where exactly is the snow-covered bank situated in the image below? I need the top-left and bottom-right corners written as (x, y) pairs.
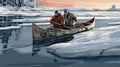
top-left (47, 25), bottom-right (120, 58)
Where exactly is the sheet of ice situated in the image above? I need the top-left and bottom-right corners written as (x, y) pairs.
top-left (40, 11), bottom-right (54, 17)
top-left (0, 7), bottom-right (9, 12)
top-left (104, 61), bottom-right (120, 64)
top-left (48, 26), bottom-right (120, 51)
top-left (77, 17), bottom-right (120, 20)
top-left (12, 17), bottom-right (50, 22)
top-left (0, 6), bottom-right (41, 16)
top-left (54, 40), bottom-right (120, 57)
top-left (97, 26), bottom-right (120, 31)
top-left (101, 11), bottom-right (120, 17)
top-left (30, 7), bottom-right (45, 11)
top-left (0, 43), bottom-right (2, 54)
top-left (74, 11), bottom-right (120, 17)
top-left (19, 7), bottom-right (35, 11)
top-left (47, 25), bottom-right (120, 58)
top-left (13, 46), bottom-right (54, 58)
top-left (37, 47), bottom-right (54, 57)
top-left (18, 23), bottom-right (50, 26)
top-left (108, 22), bottom-right (120, 25)
top-left (11, 11), bottom-right (41, 16)
top-left (3, 5), bottom-right (17, 11)
top-left (14, 46), bottom-right (32, 54)
top-left (0, 26), bottom-right (21, 30)
top-left (0, 7), bottom-right (11, 14)
top-left (103, 48), bottom-right (120, 56)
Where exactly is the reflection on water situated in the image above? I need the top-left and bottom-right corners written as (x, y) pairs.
top-left (0, 29), bottom-right (21, 49)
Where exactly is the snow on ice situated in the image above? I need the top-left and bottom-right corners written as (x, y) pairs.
top-left (47, 25), bottom-right (120, 58)
top-left (0, 26), bottom-right (21, 30)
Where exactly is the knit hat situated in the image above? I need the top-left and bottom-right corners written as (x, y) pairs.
top-left (55, 10), bottom-right (58, 14)
top-left (64, 9), bottom-right (68, 13)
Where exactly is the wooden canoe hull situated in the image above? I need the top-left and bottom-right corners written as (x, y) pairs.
top-left (32, 17), bottom-right (95, 40)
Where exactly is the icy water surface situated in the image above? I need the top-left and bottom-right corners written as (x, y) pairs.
top-left (0, 11), bottom-right (120, 67)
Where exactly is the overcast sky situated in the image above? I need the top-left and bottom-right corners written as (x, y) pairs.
top-left (39, 0), bottom-right (120, 9)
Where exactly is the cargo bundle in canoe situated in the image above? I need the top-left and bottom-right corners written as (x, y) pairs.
top-left (32, 17), bottom-right (95, 46)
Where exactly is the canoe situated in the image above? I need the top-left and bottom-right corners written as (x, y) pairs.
top-left (32, 17), bottom-right (95, 44)
top-left (33, 17), bottom-right (95, 37)
top-left (32, 17), bottom-right (95, 55)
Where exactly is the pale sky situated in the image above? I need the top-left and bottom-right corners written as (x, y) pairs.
top-left (38, 0), bottom-right (120, 9)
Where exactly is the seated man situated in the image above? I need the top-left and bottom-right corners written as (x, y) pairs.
top-left (50, 10), bottom-right (64, 29)
top-left (63, 9), bottom-right (77, 29)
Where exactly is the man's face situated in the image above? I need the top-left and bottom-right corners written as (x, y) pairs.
top-left (55, 13), bottom-right (58, 16)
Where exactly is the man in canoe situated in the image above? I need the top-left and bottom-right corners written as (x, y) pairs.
top-left (63, 9), bottom-right (77, 29)
top-left (50, 10), bottom-right (64, 29)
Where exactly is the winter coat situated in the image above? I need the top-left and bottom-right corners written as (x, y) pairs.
top-left (50, 13), bottom-right (64, 28)
top-left (64, 12), bottom-right (77, 27)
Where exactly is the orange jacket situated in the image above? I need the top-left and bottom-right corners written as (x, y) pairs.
top-left (50, 13), bottom-right (64, 28)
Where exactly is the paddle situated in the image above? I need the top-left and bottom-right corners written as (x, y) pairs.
top-left (75, 21), bottom-right (89, 31)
